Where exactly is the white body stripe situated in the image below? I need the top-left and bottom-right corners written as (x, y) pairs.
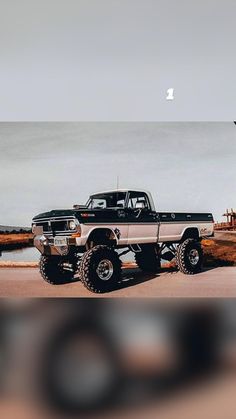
top-left (76, 221), bottom-right (213, 246)
top-left (158, 222), bottom-right (213, 242)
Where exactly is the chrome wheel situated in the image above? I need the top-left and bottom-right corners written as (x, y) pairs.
top-left (96, 259), bottom-right (114, 281)
top-left (188, 249), bottom-right (200, 265)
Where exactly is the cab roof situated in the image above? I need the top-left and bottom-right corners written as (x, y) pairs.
top-left (90, 189), bottom-right (150, 196)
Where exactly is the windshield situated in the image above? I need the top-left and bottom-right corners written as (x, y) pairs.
top-left (88, 192), bottom-right (127, 209)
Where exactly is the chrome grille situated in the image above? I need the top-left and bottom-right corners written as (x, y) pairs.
top-left (34, 217), bottom-right (76, 236)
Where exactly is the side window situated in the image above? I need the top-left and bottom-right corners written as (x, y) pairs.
top-left (128, 192), bottom-right (150, 210)
top-left (107, 192), bottom-right (126, 208)
top-left (117, 198), bottom-right (125, 208)
top-left (90, 198), bottom-right (106, 209)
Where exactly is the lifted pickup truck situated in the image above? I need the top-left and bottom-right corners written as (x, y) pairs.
top-left (32, 189), bottom-right (214, 293)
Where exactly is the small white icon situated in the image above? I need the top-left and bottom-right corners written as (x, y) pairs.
top-left (166, 88), bottom-right (174, 100)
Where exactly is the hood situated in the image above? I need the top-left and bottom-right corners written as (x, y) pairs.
top-left (33, 209), bottom-right (77, 221)
top-left (32, 207), bottom-right (117, 223)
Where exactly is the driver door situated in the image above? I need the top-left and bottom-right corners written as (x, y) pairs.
top-left (126, 192), bottom-right (158, 244)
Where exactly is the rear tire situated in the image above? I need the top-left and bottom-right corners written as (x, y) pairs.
top-left (135, 244), bottom-right (161, 273)
top-left (39, 255), bottom-right (75, 285)
top-left (80, 245), bottom-right (121, 293)
top-left (176, 239), bottom-right (203, 275)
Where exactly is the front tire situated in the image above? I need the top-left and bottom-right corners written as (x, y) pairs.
top-left (176, 239), bottom-right (203, 275)
top-left (80, 245), bottom-right (121, 293)
top-left (39, 255), bottom-right (75, 285)
top-left (135, 244), bottom-right (161, 273)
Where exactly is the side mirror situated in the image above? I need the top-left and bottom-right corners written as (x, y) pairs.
top-left (73, 204), bottom-right (87, 209)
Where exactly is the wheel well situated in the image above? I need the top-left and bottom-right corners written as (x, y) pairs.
top-left (87, 228), bottom-right (117, 248)
top-left (181, 228), bottom-right (200, 242)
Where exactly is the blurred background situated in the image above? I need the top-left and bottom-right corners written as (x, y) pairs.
top-left (0, 298), bottom-right (235, 418)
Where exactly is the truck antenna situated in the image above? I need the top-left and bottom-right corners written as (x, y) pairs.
top-left (116, 175), bottom-right (119, 190)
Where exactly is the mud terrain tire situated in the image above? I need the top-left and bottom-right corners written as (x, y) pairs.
top-left (39, 255), bottom-right (74, 284)
top-left (135, 244), bottom-right (161, 273)
top-left (80, 245), bottom-right (121, 293)
top-left (176, 239), bottom-right (203, 275)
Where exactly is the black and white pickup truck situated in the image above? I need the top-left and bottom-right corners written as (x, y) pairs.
top-left (32, 189), bottom-right (214, 293)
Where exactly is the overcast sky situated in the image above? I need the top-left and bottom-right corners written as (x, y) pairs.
top-left (0, 122), bottom-right (235, 226)
top-left (0, 0), bottom-right (236, 120)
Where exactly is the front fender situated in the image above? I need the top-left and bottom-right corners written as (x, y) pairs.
top-left (81, 226), bottom-right (120, 247)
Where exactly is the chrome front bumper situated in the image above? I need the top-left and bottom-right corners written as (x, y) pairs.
top-left (34, 234), bottom-right (77, 256)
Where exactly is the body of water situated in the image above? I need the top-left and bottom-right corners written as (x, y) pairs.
top-left (0, 247), bottom-right (39, 262)
top-left (0, 246), bottom-right (134, 262)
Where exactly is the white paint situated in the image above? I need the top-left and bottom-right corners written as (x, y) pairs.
top-left (166, 88), bottom-right (174, 100)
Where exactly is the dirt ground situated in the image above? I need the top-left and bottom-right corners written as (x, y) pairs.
top-left (0, 265), bottom-right (236, 297)
top-left (0, 233), bottom-right (33, 246)
top-left (202, 232), bottom-right (236, 267)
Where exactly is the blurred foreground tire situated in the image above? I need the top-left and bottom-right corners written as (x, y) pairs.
top-left (41, 320), bottom-right (120, 413)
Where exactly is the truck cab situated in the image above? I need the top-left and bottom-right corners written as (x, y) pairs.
top-left (87, 189), bottom-right (157, 219)
top-left (32, 189), bottom-right (214, 293)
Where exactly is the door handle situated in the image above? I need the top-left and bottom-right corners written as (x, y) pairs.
top-left (133, 209), bottom-right (142, 218)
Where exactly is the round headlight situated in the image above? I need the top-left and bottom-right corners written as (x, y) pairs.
top-left (69, 220), bottom-right (77, 230)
